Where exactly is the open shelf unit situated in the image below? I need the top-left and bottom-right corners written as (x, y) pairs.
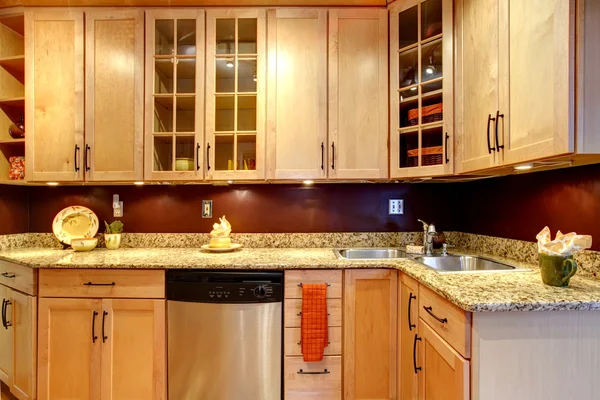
top-left (0, 10), bottom-right (25, 183)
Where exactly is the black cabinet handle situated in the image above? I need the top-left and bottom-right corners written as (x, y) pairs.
top-left (444, 132), bottom-right (449, 164)
top-left (331, 142), bottom-right (335, 170)
top-left (486, 114), bottom-right (496, 154)
top-left (408, 293), bottom-right (416, 331)
top-left (85, 145), bottom-right (91, 172)
top-left (495, 110), bottom-right (505, 152)
top-left (1, 272), bottom-right (15, 278)
top-left (3, 300), bottom-right (10, 329)
top-left (207, 143), bottom-right (211, 171)
top-left (423, 306), bottom-right (448, 324)
top-left (83, 282), bottom-right (115, 286)
top-left (1, 299), bottom-right (6, 329)
top-left (102, 311), bottom-right (108, 343)
top-left (196, 143), bottom-right (201, 171)
top-left (92, 311), bottom-right (98, 343)
top-left (74, 144), bottom-right (81, 172)
top-left (297, 369), bottom-right (330, 375)
top-left (321, 142), bottom-right (324, 170)
top-left (413, 334), bottom-right (421, 374)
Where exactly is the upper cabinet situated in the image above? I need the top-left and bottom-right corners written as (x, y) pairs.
top-left (390, 0), bottom-right (454, 178)
top-left (328, 9), bottom-right (388, 180)
top-left (144, 10), bottom-right (205, 181)
top-left (205, 9), bottom-right (266, 181)
top-left (85, 10), bottom-right (144, 181)
top-left (25, 10), bottom-right (84, 182)
top-left (266, 9), bottom-right (328, 180)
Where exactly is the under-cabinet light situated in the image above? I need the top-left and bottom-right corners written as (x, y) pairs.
top-left (47, 182), bottom-right (59, 186)
top-left (303, 180), bottom-right (314, 185)
top-left (227, 180), bottom-right (234, 184)
top-left (133, 181), bottom-right (144, 186)
top-left (514, 163), bottom-right (534, 171)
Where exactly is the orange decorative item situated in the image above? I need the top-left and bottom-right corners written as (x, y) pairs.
top-left (407, 146), bottom-right (443, 167)
top-left (300, 283), bottom-right (328, 362)
top-left (408, 103), bottom-right (443, 126)
top-left (9, 156), bottom-right (25, 180)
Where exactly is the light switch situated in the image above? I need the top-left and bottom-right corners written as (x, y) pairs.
top-left (202, 200), bottom-right (213, 218)
top-left (389, 199), bottom-right (404, 215)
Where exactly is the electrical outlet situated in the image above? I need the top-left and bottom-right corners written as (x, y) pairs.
top-left (202, 200), bottom-right (213, 218)
top-left (389, 199), bottom-right (404, 215)
top-left (113, 201), bottom-right (124, 217)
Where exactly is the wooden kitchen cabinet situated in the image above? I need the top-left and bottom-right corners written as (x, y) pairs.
top-left (0, 284), bottom-right (12, 384)
top-left (418, 321), bottom-right (469, 400)
top-left (328, 9), bottom-right (388, 180)
top-left (344, 269), bottom-right (397, 400)
top-left (25, 10), bottom-right (84, 182)
top-left (85, 10), bottom-right (144, 181)
top-left (389, 0), bottom-right (454, 178)
top-left (266, 9), bottom-right (327, 180)
top-left (399, 274), bottom-right (420, 400)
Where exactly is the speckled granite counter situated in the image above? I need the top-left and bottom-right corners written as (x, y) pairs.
top-left (1, 247), bottom-right (599, 313)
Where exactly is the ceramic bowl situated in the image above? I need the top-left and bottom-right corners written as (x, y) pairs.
top-left (71, 237), bottom-right (98, 252)
top-left (175, 157), bottom-right (194, 171)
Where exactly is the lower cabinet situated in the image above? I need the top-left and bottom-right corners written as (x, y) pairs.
top-left (38, 298), bottom-right (166, 400)
top-left (399, 274), bottom-right (419, 400)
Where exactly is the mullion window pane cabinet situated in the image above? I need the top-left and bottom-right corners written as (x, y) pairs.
top-left (144, 10), bottom-right (205, 181)
top-left (389, 0), bottom-right (454, 178)
top-left (205, 9), bottom-right (266, 181)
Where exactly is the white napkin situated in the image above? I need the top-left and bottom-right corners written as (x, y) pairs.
top-left (536, 226), bottom-right (592, 256)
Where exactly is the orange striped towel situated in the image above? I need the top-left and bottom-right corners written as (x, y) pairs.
top-left (301, 283), bottom-right (329, 362)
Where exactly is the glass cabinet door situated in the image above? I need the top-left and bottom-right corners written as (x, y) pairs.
top-left (205, 10), bottom-right (265, 181)
top-left (390, 0), bottom-right (453, 178)
top-left (145, 10), bottom-right (204, 180)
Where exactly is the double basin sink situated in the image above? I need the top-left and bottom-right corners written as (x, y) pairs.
top-left (334, 248), bottom-right (529, 273)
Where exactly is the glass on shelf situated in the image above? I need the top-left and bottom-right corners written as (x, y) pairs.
top-left (399, 131), bottom-right (419, 169)
top-left (238, 59), bottom-right (257, 92)
top-left (421, 38), bottom-right (443, 83)
top-left (399, 47), bottom-right (418, 89)
top-left (399, 89), bottom-right (419, 128)
top-left (215, 135), bottom-right (234, 170)
top-left (177, 19), bottom-right (196, 56)
top-left (177, 59), bottom-right (195, 93)
top-left (216, 19), bottom-right (235, 55)
top-left (421, 125), bottom-right (444, 166)
top-left (175, 136), bottom-right (195, 171)
top-left (176, 97), bottom-right (195, 132)
top-left (422, 79), bottom-right (443, 96)
top-left (237, 95), bottom-right (257, 131)
top-left (153, 136), bottom-right (173, 171)
top-left (237, 135), bottom-right (257, 171)
top-left (238, 19), bottom-right (258, 54)
top-left (154, 97), bottom-right (173, 132)
top-left (421, 0), bottom-right (443, 40)
top-left (398, 5), bottom-right (418, 49)
top-left (155, 20), bottom-right (174, 55)
top-left (215, 96), bottom-right (235, 132)
top-left (155, 59), bottom-right (174, 94)
top-left (216, 59), bottom-right (235, 93)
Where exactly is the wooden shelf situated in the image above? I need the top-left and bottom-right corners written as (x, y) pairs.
top-left (0, 15), bottom-right (24, 36)
top-left (0, 97), bottom-right (24, 108)
top-left (0, 55), bottom-right (24, 82)
top-left (0, 180), bottom-right (27, 186)
top-left (0, 138), bottom-right (25, 145)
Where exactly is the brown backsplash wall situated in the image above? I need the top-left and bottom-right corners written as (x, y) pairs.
top-left (457, 164), bottom-right (600, 251)
top-left (28, 184), bottom-right (457, 234)
top-left (0, 184), bottom-right (28, 235)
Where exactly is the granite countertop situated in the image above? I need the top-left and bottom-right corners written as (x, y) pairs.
top-left (0, 247), bottom-right (599, 313)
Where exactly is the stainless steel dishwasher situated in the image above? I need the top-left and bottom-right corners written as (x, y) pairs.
top-left (167, 270), bottom-right (283, 400)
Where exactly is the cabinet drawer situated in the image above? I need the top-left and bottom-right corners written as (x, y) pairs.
top-left (0, 260), bottom-right (37, 296)
top-left (285, 270), bottom-right (342, 299)
top-left (284, 327), bottom-right (342, 356)
top-left (284, 356), bottom-right (342, 400)
top-left (39, 269), bottom-right (164, 298)
top-left (419, 285), bottom-right (471, 358)
top-left (284, 298), bottom-right (342, 327)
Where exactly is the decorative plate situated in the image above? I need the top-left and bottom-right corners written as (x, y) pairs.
top-left (201, 243), bottom-right (243, 253)
top-left (52, 206), bottom-right (99, 245)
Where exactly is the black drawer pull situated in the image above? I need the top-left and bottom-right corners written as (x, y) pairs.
top-left (1, 299), bottom-right (7, 329)
top-left (85, 144), bottom-right (91, 172)
top-left (1, 272), bottom-right (15, 278)
top-left (413, 334), bottom-right (421, 373)
top-left (102, 311), bottom-right (108, 343)
top-left (444, 132), bottom-right (449, 163)
top-left (196, 143), bottom-right (201, 171)
top-left (331, 142), bottom-right (335, 170)
top-left (297, 283), bottom-right (331, 287)
top-left (321, 142), bottom-right (324, 170)
top-left (423, 306), bottom-right (448, 324)
top-left (408, 293), bottom-right (416, 331)
top-left (297, 312), bottom-right (330, 316)
top-left (84, 282), bottom-right (116, 286)
top-left (207, 143), bottom-right (211, 171)
top-left (3, 300), bottom-right (11, 329)
top-left (486, 114), bottom-right (495, 154)
top-left (92, 311), bottom-right (98, 343)
top-left (297, 341), bottom-right (330, 345)
top-left (297, 369), bottom-right (330, 375)
top-left (495, 110), bottom-right (505, 152)
top-left (74, 144), bottom-right (81, 172)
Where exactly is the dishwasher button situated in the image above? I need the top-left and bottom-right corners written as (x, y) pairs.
top-left (253, 285), bottom-right (267, 299)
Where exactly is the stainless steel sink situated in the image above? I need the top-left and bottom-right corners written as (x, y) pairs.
top-left (334, 248), bottom-right (406, 260)
top-left (411, 254), bottom-right (530, 273)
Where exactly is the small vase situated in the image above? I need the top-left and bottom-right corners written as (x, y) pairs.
top-left (105, 233), bottom-right (122, 250)
top-left (8, 114), bottom-right (25, 139)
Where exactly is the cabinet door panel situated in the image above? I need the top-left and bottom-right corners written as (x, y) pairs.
top-left (85, 10), bottom-right (144, 181)
top-left (455, 0), bottom-right (499, 173)
top-left (344, 269), bottom-right (397, 400)
top-left (329, 9), bottom-right (388, 179)
top-left (10, 290), bottom-right (36, 400)
top-left (399, 279), bottom-right (419, 400)
top-left (267, 9), bottom-right (327, 180)
top-left (38, 298), bottom-right (101, 400)
top-left (0, 285), bottom-right (13, 385)
top-left (101, 299), bottom-right (166, 400)
top-left (25, 10), bottom-right (84, 182)
top-left (500, 0), bottom-right (574, 164)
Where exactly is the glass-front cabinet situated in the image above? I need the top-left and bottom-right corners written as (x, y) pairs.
top-left (390, 0), bottom-right (453, 178)
top-left (145, 10), bottom-right (205, 180)
top-left (205, 9), bottom-right (265, 181)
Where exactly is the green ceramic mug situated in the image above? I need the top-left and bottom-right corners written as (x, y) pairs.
top-left (538, 254), bottom-right (578, 287)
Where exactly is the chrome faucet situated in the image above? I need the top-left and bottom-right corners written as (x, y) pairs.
top-left (418, 219), bottom-right (437, 255)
